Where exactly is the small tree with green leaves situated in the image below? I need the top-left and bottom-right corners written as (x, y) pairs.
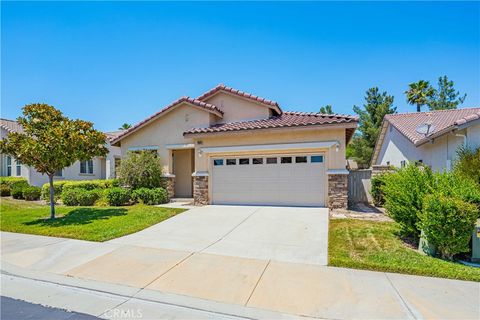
top-left (117, 151), bottom-right (164, 189)
top-left (319, 105), bottom-right (333, 114)
top-left (0, 104), bottom-right (108, 219)
top-left (119, 123), bottom-right (132, 130)
top-left (427, 76), bottom-right (466, 110)
top-left (405, 80), bottom-right (435, 112)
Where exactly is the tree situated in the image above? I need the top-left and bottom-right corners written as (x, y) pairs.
top-left (427, 76), bottom-right (466, 110)
top-left (119, 123), bottom-right (132, 130)
top-left (319, 105), bottom-right (333, 114)
top-left (348, 87), bottom-right (396, 165)
top-left (117, 150), bottom-right (164, 189)
top-left (0, 104), bottom-right (108, 219)
top-left (405, 80), bottom-right (435, 112)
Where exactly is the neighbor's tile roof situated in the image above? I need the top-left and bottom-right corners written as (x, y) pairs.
top-left (104, 130), bottom-right (125, 142)
top-left (197, 84), bottom-right (282, 114)
top-left (110, 96), bottom-right (224, 145)
top-left (0, 118), bottom-right (24, 134)
top-left (184, 111), bottom-right (358, 135)
top-left (384, 107), bottom-right (480, 146)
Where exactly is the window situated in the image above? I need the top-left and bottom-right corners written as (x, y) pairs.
top-left (16, 159), bottom-right (22, 176)
top-left (295, 156), bottom-right (307, 163)
top-left (213, 159), bottom-right (224, 166)
top-left (252, 158), bottom-right (263, 165)
top-left (6, 156), bottom-right (11, 176)
top-left (281, 157), bottom-right (292, 164)
top-left (226, 159), bottom-right (236, 165)
top-left (266, 157), bottom-right (277, 164)
top-left (80, 160), bottom-right (94, 174)
top-left (239, 158), bottom-right (249, 165)
top-left (386, 161), bottom-right (390, 166)
top-left (311, 155), bottom-right (324, 163)
top-left (400, 160), bottom-right (406, 168)
top-left (54, 169), bottom-right (63, 177)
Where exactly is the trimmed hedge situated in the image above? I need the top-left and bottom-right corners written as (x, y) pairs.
top-left (0, 185), bottom-right (11, 196)
top-left (0, 177), bottom-right (29, 190)
top-left (42, 179), bottom-right (119, 202)
top-left (61, 188), bottom-right (102, 206)
top-left (11, 186), bottom-right (25, 199)
top-left (23, 186), bottom-right (41, 201)
top-left (105, 187), bottom-right (130, 206)
top-left (132, 187), bottom-right (168, 205)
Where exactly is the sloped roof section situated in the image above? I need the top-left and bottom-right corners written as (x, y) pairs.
top-left (184, 111), bottom-right (358, 142)
top-left (104, 130), bottom-right (125, 142)
top-left (197, 84), bottom-right (282, 115)
top-left (0, 118), bottom-right (24, 134)
top-left (110, 96), bottom-right (224, 145)
top-left (384, 107), bottom-right (480, 146)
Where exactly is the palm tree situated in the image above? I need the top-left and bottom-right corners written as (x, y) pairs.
top-left (405, 80), bottom-right (435, 112)
top-left (118, 123), bottom-right (132, 130)
top-left (319, 105), bottom-right (333, 114)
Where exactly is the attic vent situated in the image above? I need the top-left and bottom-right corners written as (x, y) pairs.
top-left (415, 122), bottom-right (435, 136)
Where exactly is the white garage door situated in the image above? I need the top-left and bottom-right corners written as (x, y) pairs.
top-left (211, 154), bottom-right (326, 207)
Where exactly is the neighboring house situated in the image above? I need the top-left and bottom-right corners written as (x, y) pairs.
top-left (0, 118), bottom-right (122, 186)
top-left (111, 84), bottom-right (358, 208)
top-left (372, 108), bottom-right (480, 171)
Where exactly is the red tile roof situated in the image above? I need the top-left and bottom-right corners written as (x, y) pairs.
top-left (184, 111), bottom-right (358, 136)
top-left (384, 107), bottom-right (480, 146)
top-left (0, 118), bottom-right (24, 134)
top-left (110, 96), bottom-right (224, 145)
top-left (197, 84), bottom-right (282, 114)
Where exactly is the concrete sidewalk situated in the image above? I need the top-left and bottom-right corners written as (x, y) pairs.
top-left (1, 231), bottom-right (479, 319)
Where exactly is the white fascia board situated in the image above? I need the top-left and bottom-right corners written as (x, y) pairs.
top-left (127, 145), bottom-right (158, 151)
top-left (327, 169), bottom-right (349, 175)
top-left (200, 141), bottom-right (338, 154)
top-left (165, 143), bottom-right (195, 150)
top-left (192, 171), bottom-right (209, 177)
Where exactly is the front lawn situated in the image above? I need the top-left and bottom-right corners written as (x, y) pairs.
top-left (0, 198), bottom-right (185, 241)
top-left (329, 219), bottom-right (480, 282)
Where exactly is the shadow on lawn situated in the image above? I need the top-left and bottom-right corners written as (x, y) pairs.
top-left (24, 207), bottom-right (128, 227)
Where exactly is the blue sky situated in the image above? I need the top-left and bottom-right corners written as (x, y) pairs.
top-left (2, 1), bottom-right (479, 132)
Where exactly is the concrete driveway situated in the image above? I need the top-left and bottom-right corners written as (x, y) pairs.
top-left (108, 205), bottom-right (329, 265)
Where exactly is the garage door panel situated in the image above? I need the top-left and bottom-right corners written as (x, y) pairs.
top-left (212, 154), bottom-right (325, 207)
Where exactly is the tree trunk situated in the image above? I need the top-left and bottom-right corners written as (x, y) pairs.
top-left (48, 174), bottom-right (55, 219)
top-left (417, 104), bottom-right (421, 112)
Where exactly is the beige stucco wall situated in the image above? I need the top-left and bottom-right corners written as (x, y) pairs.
top-left (203, 92), bottom-right (272, 123)
top-left (119, 103), bottom-right (212, 173)
top-left (193, 127), bottom-right (348, 172)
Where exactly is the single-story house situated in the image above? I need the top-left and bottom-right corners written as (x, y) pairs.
top-left (0, 118), bottom-right (122, 186)
top-left (371, 107), bottom-right (480, 171)
top-left (111, 84), bottom-right (358, 208)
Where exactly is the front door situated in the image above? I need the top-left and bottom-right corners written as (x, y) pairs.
top-left (173, 149), bottom-right (194, 198)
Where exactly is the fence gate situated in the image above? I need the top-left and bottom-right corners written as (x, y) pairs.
top-left (348, 169), bottom-right (372, 205)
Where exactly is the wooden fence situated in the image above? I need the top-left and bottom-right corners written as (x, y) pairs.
top-left (348, 169), bottom-right (372, 205)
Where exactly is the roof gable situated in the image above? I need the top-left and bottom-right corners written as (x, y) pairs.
top-left (197, 84), bottom-right (282, 115)
top-left (110, 97), bottom-right (223, 145)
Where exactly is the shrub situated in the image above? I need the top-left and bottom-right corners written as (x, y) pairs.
top-left (434, 171), bottom-right (480, 210)
top-left (454, 146), bottom-right (480, 186)
top-left (132, 187), bottom-right (168, 205)
top-left (11, 186), bottom-right (25, 199)
top-left (371, 173), bottom-right (388, 207)
top-left (41, 181), bottom-right (70, 202)
top-left (118, 151), bottom-right (164, 189)
top-left (42, 179), bottom-right (118, 202)
top-left (382, 164), bottom-right (433, 239)
top-left (0, 177), bottom-right (29, 189)
top-left (61, 188), bottom-right (102, 206)
top-left (23, 186), bottom-right (41, 201)
top-left (419, 195), bottom-right (478, 260)
top-left (105, 187), bottom-right (130, 206)
top-left (0, 185), bottom-right (11, 197)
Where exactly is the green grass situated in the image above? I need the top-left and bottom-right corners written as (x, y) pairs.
top-left (329, 219), bottom-right (480, 282)
top-left (0, 198), bottom-right (185, 242)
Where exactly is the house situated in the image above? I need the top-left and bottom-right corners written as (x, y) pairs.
top-left (371, 108), bottom-right (480, 171)
top-left (0, 118), bottom-right (122, 186)
top-left (111, 84), bottom-right (358, 208)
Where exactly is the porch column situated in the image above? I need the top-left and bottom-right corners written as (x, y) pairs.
top-left (192, 171), bottom-right (209, 206)
top-left (327, 169), bottom-right (349, 209)
top-left (163, 173), bottom-right (175, 199)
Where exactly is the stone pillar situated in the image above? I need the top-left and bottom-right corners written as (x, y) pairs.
top-left (372, 165), bottom-right (393, 177)
top-left (164, 175), bottom-right (175, 200)
top-left (327, 173), bottom-right (348, 209)
top-left (193, 173), bottom-right (209, 206)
